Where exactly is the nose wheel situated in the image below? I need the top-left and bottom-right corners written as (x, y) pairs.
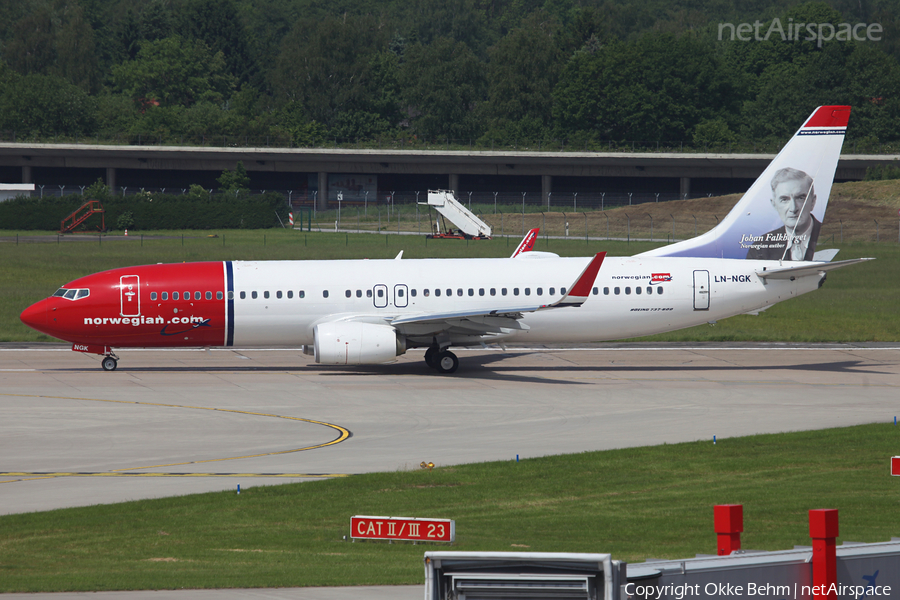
top-left (101, 356), bottom-right (118, 371)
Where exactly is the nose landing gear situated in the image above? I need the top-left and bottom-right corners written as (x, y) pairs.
top-left (101, 354), bottom-right (118, 371)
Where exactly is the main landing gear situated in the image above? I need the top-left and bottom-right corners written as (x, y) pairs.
top-left (101, 354), bottom-right (118, 371)
top-left (424, 346), bottom-right (459, 374)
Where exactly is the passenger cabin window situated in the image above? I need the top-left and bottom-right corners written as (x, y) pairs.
top-left (276, 291), bottom-right (282, 299)
top-left (239, 291), bottom-right (246, 299)
top-left (657, 287), bottom-right (664, 295)
top-left (479, 288), bottom-right (485, 296)
top-left (457, 288), bottom-right (463, 297)
top-left (424, 289), bottom-right (430, 297)
top-left (549, 287), bottom-right (555, 295)
top-left (194, 291), bottom-right (201, 300)
top-left (299, 290), bottom-right (305, 298)
top-left (592, 287), bottom-right (599, 295)
top-left (150, 292), bottom-right (157, 301)
top-left (490, 288), bottom-right (496, 296)
top-left (323, 290), bottom-right (329, 298)
top-left (435, 289), bottom-right (441, 297)
top-left (614, 287), bottom-right (620, 295)
top-left (356, 290), bottom-right (362, 298)
top-left (251, 291), bottom-right (258, 299)
top-left (366, 290), bottom-right (372, 298)
top-left (536, 288), bottom-right (542, 296)
top-left (525, 288), bottom-right (531, 296)
top-left (561, 287), bottom-right (567, 295)
top-left (287, 291), bottom-right (293, 299)
top-left (206, 291), bottom-right (212, 300)
top-left (625, 287), bottom-right (631, 295)
top-left (647, 287), bottom-right (652, 295)
top-left (398, 289), bottom-right (405, 297)
top-left (513, 288), bottom-right (519, 296)
top-left (604, 287), bottom-right (610, 295)
top-left (173, 292), bottom-right (179, 300)
top-left (345, 290), bottom-right (351, 298)
top-left (446, 289), bottom-right (452, 297)
top-left (264, 291), bottom-right (270, 299)
top-left (502, 288), bottom-right (507, 296)
top-left (467, 288), bottom-right (473, 297)
top-left (217, 291), bottom-right (224, 300)
top-left (636, 287), bottom-right (642, 295)
top-left (185, 291), bottom-right (190, 299)
top-left (162, 292), bottom-right (168, 300)
top-left (411, 289), bottom-right (417, 297)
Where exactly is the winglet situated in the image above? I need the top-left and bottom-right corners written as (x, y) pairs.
top-left (549, 252), bottom-right (606, 308)
top-left (511, 228), bottom-right (540, 257)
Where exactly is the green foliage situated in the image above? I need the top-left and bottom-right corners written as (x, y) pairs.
top-left (116, 211), bottom-right (135, 230)
top-left (2, 0), bottom-right (900, 147)
top-left (864, 163), bottom-right (900, 180)
top-left (400, 37), bottom-right (486, 140)
top-left (271, 15), bottom-right (393, 128)
top-left (216, 161), bottom-right (251, 194)
top-left (0, 191), bottom-right (284, 231)
top-left (481, 15), bottom-right (564, 141)
top-left (83, 179), bottom-right (113, 203)
top-left (111, 35), bottom-right (235, 107)
top-left (3, 0), bottom-right (99, 92)
top-left (0, 70), bottom-right (96, 137)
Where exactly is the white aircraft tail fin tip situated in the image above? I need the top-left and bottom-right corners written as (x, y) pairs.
top-left (638, 105), bottom-right (851, 261)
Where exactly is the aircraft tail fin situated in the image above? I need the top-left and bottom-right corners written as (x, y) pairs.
top-left (511, 228), bottom-right (540, 257)
top-left (638, 106), bottom-right (851, 261)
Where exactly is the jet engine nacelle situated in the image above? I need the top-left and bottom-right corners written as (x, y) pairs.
top-left (313, 322), bottom-right (406, 365)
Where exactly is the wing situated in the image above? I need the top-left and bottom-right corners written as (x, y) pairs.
top-left (390, 253), bottom-right (606, 338)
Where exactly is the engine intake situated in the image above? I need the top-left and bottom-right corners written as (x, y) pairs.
top-left (313, 322), bottom-right (405, 365)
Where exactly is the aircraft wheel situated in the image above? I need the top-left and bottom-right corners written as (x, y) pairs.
top-left (101, 356), bottom-right (118, 371)
top-left (435, 350), bottom-right (459, 374)
top-left (424, 346), bottom-right (438, 368)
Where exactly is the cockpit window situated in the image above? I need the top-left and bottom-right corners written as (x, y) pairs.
top-left (54, 288), bottom-right (90, 300)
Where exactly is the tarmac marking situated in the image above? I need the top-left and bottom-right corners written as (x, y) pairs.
top-left (0, 472), bottom-right (348, 483)
top-left (0, 393), bottom-right (352, 481)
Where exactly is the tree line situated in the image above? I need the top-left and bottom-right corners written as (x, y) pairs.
top-left (1, 0), bottom-right (899, 149)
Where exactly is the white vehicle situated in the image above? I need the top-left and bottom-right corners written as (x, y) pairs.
top-left (21, 106), bottom-right (869, 374)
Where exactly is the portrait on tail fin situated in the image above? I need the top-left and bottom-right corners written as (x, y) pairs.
top-left (744, 167), bottom-right (821, 261)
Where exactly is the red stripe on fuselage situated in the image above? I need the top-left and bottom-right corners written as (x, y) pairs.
top-left (23, 262), bottom-right (226, 348)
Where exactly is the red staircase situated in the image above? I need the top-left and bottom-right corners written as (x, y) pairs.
top-left (60, 200), bottom-right (106, 233)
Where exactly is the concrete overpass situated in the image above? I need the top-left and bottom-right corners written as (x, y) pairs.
top-left (0, 143), bottom-right (897, 209)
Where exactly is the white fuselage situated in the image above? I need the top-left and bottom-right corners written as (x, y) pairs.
top-left (230, 255), bottom-right (820, 347)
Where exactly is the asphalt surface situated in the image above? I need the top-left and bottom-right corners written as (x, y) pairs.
top-left (3, 342), bottom-right (899, 599)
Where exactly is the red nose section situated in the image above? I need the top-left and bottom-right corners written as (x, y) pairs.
top-left (20, 300), bottom-right (49, 333)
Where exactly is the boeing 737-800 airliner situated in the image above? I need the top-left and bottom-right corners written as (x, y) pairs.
top-left (20, 106), bottom-right (870, 373)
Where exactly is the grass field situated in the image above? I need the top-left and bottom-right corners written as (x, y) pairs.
top-left (1, 227), bottom-right (897, 342)
top-left (0, 423), bottom-right (897, 592)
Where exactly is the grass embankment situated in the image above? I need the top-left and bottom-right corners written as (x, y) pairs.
top-left (1, 423), bottom-right (897, 592)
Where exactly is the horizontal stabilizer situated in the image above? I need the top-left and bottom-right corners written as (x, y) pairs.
top-left (756, 257), bottom-right (873, 281)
